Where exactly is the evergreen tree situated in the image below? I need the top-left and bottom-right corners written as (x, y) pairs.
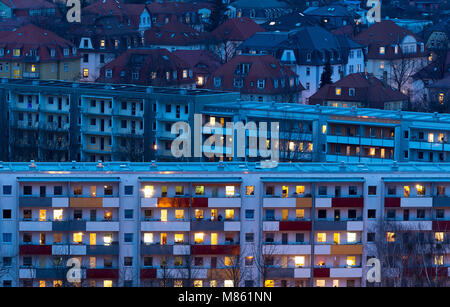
top-left (319, 61), bottom-right (332, 88)
top-left (206, 0), bottom-right (229, 32)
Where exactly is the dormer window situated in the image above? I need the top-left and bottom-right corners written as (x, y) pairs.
top-left (114, 40), bottom-right (119, 49)
top-left (63, 48), bottom-right (69, 56)
top-left (379, 47), bottom-right (385, 55)
top-left (13, 49), bottom-right (20, 57)
top-left (335, 87), bottom-right (342, 96)
top-left (100, 40), bottom-right (106, 49)
top-left (349, 88), bottom-right (355, 96)
top-left (257, 79), bottom-right (265, 89)
top-left (50, 49), bottom-right (55, 57)
top-left (0, 48), bottom-right (4, 56)
top-left (394, 45), bottom-right (399, 54)
top-left (106, 69), bottom-right (112, 79)
top-left (306, 53), bottom-right (311, 62)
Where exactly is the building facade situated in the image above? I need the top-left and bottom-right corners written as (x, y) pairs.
top-left (0, 161), bottom-right (448, 287)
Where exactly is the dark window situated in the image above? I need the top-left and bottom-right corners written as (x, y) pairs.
top-left (124, 233), bottom-right (133, 243)
top-left (245, 210), bottom-right (254, 219)
top-left (3, 185), bottom-right (12, 195)
top-left (367, 233), bottom-right (375, 242)
top-left (417, 209), bottom-right (425, 219)
top-left (124, 257), bottom-right (133, 267)
top-left (368, 209), bottom-right (376, 219)
top-left (194, 257), bottom-right (203, 266)
top-left (318, 186), bottom-right (327, 196)
top-left (245, 233), bottom-right (254, 242)
top-left (124, 209), bottom-right (133, 219)
top-left (295, 233), bottom-right (304, 243)
top-left (104, 185), bottom-right (113, 196)
top-left (368, 186), bottom-right (377, 195)
top-left (2, 209), bottom-right (11, 219)
top-left (144, 257), bottom-right (153, 267)
top-left (54, 186), bottom-right (63, 196)
top-left (124, 186), bottom-right (133, 195)
top-left (74, 210), bottom-right (82, 220)
top-left (349, 186), bottom-right (357, 195)
top-left (436, 209), bottom-right (444, 219)
top-left (387, 209), bottom-right (396, 219)
top-left (165, 104), bottom-right (171, 113)
top-left (23, 186), bottom-right (32, 195)
top-left (348, 210), bottom-right (356, 219)
top-left (265, 186), bottom-right (274, 195)
top-left (318, 210), bottom-right (327, 219)
top-left (244, 280), bottom-right (254, 287)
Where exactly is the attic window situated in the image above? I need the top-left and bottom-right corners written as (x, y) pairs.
top-left (50, 49), bottom-right (55, 57)
top-left (106, 69), bottom-right (112, 79)
top-left (257, 79), bottom-right (265, 89)
top-left (335, 88), bottom-right (342, 96)
top-left (379, 47), bottom-right (385, 55)
top-left (214, 77), bottom-right (222, 88)
top-left (306, 53), bottom-right (311, 62)
top-left (349, 88), bottom-right (355, 96)
top-left (100, 40), bottom-right (106, 49)
top-left (13, 49), bottom-right (20, 57)
top-left (63, 48), bottom-right (69, 56)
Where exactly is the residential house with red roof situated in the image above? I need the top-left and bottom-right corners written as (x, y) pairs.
top-left (0, 0), bottom-right (58, 18)
top-left (210, 17), bottom-right (265, 62)
top-left (143, 18), bottom-right (205, 51)
top-left (354, 20), bottom-right (431, 101)
top-left (173, 49), bottom-right (221, 88)
top-left (206, 54), bottom-right (304, 103)
top-left (0, 24), bottom-right (80, 81)
top-left (96, 48), bottom-right (195, 88)
top-left (309, 72), bottom-right (409, 110)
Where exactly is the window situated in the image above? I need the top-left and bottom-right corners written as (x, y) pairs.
top-left (195, 209), bottom-right (203, 220)
top-left (124, 209), bottom-right (133, 219)
top-left (245, 233), bottom-right (254, 243)
top-left (367, 233), bottom-right (375, 242)
top-left (318, 210), bottom-right (326, 219)
top-left (317, 233), bottom-right (326, 243)
top-left (225, 186), bottom-right (235, 197)
top-left (124, 186), bottom-right (133, 195)
top-left (318, 186), bottom-right (327, 196)
top-left (104, 233), bottom-right (113, 245)
top-left (104, 185), bottom-right (113, 196)
top-left (175, 186), bottom-right (184, 196)
top-left (3, 185), bottom-right (12, 195)
top-left (416, 185), bottom-right (425, 196)
top-left (347, 232), bottom-right (357, 243)
top-left (335, 87), bottom-right (341, 95)
top-left (368, 186), bottom-right (377, 195)
top-left (257, 79), bottom-right (265, 89)
top-left (387, 232), bottom-right (395, 242)
top-left (53, 209), bottom-right (63, 221)
top-left (195, 186), bottom-right (204, 195)
top-left (346, 256), bottom-right (356, 267)
top-left (225, 209), bottom-right (234, 220)
top-left (73, 232), bottom-right (83, 244)
top-left (379, 47), bottom-right (385, 55)
top-left (194, 233), bottom-right (204, 244)
top-left (174, 234), bottom-right (184, 244)
top-left (403, 186), bottom-right (410, 197)
top-left (2, 209), bottom-right (11, 219)
top-left (144, 186), bottom-right (154, 198)
top-left (245, 210), bottom-right (254, 219)
top-left (144, 233), bottom-right (153, 244)
top-left (23, 186), bottom-right (32, 195)
top-left (160, 209), bottom-right (167, 222)
top-left (246, 186), bottom-right (254, 195)
top-left (435, 232), bottom-right (444, 242)
top-left (316, 280), bottom-right (325, 287)
top-left (175, 209), bottom-right (184, 220)
top-left (368, 209), bottom-right (376, 219)
top-left (296, 209), bottom-right (304, 219)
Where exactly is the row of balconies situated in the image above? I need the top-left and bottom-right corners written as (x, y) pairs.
top-left (262, 197), bottom-right (363, 208)
top-left (19, 244), bottom-right (119, 255)
top-left (141, 197), bottom-right (241, 208)
top-left (385, 196), bottom-right (450, 208)
top-left (261, 244), bottom-right (363, 255)
top-left (19, 221), bottom-right (120, 232)
top-left (19, 268), bottom-right (119, 279)
top-left (19, 197), bottom-right (120, 208)
top-left (263, 220), bottom-right (363, 232)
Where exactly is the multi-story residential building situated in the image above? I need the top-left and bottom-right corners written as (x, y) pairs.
top-left (238, 26), bottom-right (365, 103)
top-left (354, 20), bottom-right (430, 102)
top-left (96, 48), bottom-right (195, 88)
top-left (0, 161), bottom-right (448, 287)
top-left (205, 54), bottom-right (304, 103)
top-left (2, 78), bottom-right (450, 164)
top-left (309, 72), bottom-right (409, 110)
top-left (0, 24), bottom-right (80, 81)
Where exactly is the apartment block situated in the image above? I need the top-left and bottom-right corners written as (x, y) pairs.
top-left (2, 78), bottom-right (450, 163)
top-left (0, 161), bottom-right (448, 287)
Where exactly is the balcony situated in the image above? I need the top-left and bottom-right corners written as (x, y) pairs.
top-left (19, 221), bottom-right (52, 231)
top-left (433, 220), bottom-right (450, 231)
top-left (266, 268), bottom-right (295, 279)
top-left (190, 244), bottom-right (240, 255)
top-left (191, 220), bottom-right (224, 231)
top-left (140, 268), bottom-right (157, 279)
top-left (263, 197), bottom-right (312, 208)
top-left (141, 244), bottom-right (173, 255)
top-left (385, 197), bottom-right (433, 208)
top-left (22, 72), bottom-right (40, 79)
top-left (262, 244), bottom-right (311, 255)
top-left (326, 134), bottom-right (395, 147)
top-left (69, 197), bottom-right (119, 208)
top-left (52, 220), bottom-right (86, 231)
top-left (19, 244), bottom-right (52, 255)
top-left (433, 196), bottom-right (450, 208)
top-left (86, 221), bottom-right (119, 232)
top-left (409, 139), bottom-right (450, 152)
top-left (86, 268), bottom-right (119, 279)
top-left (141, 220), bottom-right (190, 232)
top-left (86, 244), bottom-right (119, 255)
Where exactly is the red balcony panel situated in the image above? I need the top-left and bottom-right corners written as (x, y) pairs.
top-left (385, 198), bottom-right (401, 208)
top-left (140, 269), bottom-right (157, 279)
top-left (192, 197), bottom-right (208, 208)
top-left (433, 221), bottom-right (450, 231)
top-left (404, 267), bottom-right (447, 277)
top-left (86, 269), bottom-right (119, 279)
top-left (157, 197), bottom-right (190, 208)
top-left (190, 245), bottom-right (240, 255)
top-left (314, 268), bottom-right (330, 278)
top-left (279, 221), bottom-right (312, 231)
top-left (19, 245), bottom-right (52, 255)
top-left (332, 197), bottom-right (364, 208)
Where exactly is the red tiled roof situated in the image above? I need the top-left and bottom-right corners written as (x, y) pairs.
top-left (82, 0), bottom-right (146, 28)
top-left (97, 48), bottom-right (193, 86)
top-left (173, 50), bottom-right (221, 75)
top-left (0, 23), bottom-right (78, 61)
top-left (309, 73), bottom-right (409, 108)
top-left (211, 18), bottom-right (266, 42)
top-left (146, 1), bottom-right (212, 15)
top-left (354, 20), bottom-right (428, 60)
top-left (144, 18), bottom-right (204, 46)
top-left (0, 0), bottom-right (56, 9)
top-left (206, 54), bottom-right (303, 95)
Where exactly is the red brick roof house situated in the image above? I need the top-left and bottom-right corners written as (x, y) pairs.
top-left (308, 72), bottom-right (409, 110)
top-left (210, 17), bottom-right (265, 62)
top-left (0, 23), bottom-right (80, 81)
top-left (143, 18), bottom-right (205, 51)
top-left (354, 20), bottom-right (430, 100)
top-left (173, 50), bottom-right (222, 88)
top-left (206, 54), bottom-right (304, 103)
top-left (96, 48), bottom-right (195, 88)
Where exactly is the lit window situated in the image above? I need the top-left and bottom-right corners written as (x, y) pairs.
top-left (438, 93), bottom-right (444, 104)
top-left (282, 209), bottom-right (288, 221)
top-left (73, 232), bottom-right (83, 244)
top-left (174, 280), bottom-right (183, 287)
top-left (211, 233), bottom-right (218, 245)
top-left (404, 186), bottom-right (410, 197)
top-left (90, 186), bottom-right (96, 197)
top-left (428, 133), bottom-right (434, 143)
top-left (296, 209), bottom-right (304, 219)
top-left (347, 232), bottom-right (357, 243)
top-left (175, 209), bottom-right (184, 220)
top-left (289, 141), bottom-right (295, 151)
top-left (295, 256), bottom-right (305, 267)
top-left (435, 255), bottom-right (444, 265)
top-left (224, 280), bottom-right (234, 287)
top-left (39, 209), bottom-right (47, 221)
top-left (282, 186), bottom-right (289, 198)
top-left (90, 233), bottom-right (96, 245)
top-left (175, 186), bottom-right (184, 195)
top-left (333, 280), bottom-right (339, 287)
top-left (183, 70), bottom-right (188, 79)
top-left (416, 185), bottom-right (425, 196)
top-left (322, 125), bottom-right (327, 134)
top-left (175, 234), bottom-right (184, 243)
top-left (160, 209), bottom-right (167, 222)
top-left (197, 76), bottom-right (205, 86)
top-left (90, 257), bottom-right (96, 268)
top-left (144, 233), bottom-right (153, 244)
top-left (370, 147), bottom-right (376, 156)
top-left (160, 233), bottom-right (167, 245)
top-left (265, 280), bottom-right (274, 287)
top-left (53, 280), bottom-right (62, 287)
top-left (144, 185), bottom-right (154, 198)
top-left (225, 209), bottom-right (234, 220)
top-left (195, 186), bottom-right (204, 195)
top-left (226, 186), bottom-right (235, 197)
top-left (83, 68), bottom-right (89, 78)
top-left (224, 256), bottom-right (233, 266)
top-left (435, 232), bottom-right (444, 242)
top-left (379, 47), bottom-right (385, 55)
top-left (335, 88), bottom-right (341, 95)
top-left (334, 233), bottom-right (340, 244)
top-left (103, 233), bottom-right (113, 245)
top-left (103, 280), bottom-right (112, 287)
top-left (307, 143), bottom-right (313, 152)
top-left (100, 40), bottom-right (105, 48)
top-left (296, 186), bottom-right (305, 195)
top-left (317, 233), bottom-right (326, 243)
top-left (39, 280), bottom-right (46, 287)
top-left (387, 232), bottom-right (395, 242)
top-left (316, 280), bottom-right (325, 287)
top-left (31, 65), bottom-right (36, 73)
top-left (194, 233), bottom-right (204, 244)
top-left (195, 209), bottom-right (204, 219)
top-left (246, 186), bottom-right (255, 195)
top-left (194, 280), bottom-right (203, 287)
top-left (346, 256), bottom-right (356, 267)
top-left (13, 49), bottom-right (20, 57)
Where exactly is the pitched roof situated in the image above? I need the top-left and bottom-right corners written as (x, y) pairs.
top-left (309, 73), bottom-right (409, 108)
top-left (211, 18), bottom-right (265, 42)
top-left (303, 4), bottom-right (356, 17)
top-left (0, 0), bottom-right (56, 9)
top-left (261, 12), bottom-right (318, 32)
top-left (230, 0), bottom-right (289, 9)
top-left (206, 54), bottom-right (303, 95)
top-left (144, 18), bottom-right (204, 46)
top-left (173, 50), bottom-right (221, 76)
top-left (0, 23), bottom-right (77, 61)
